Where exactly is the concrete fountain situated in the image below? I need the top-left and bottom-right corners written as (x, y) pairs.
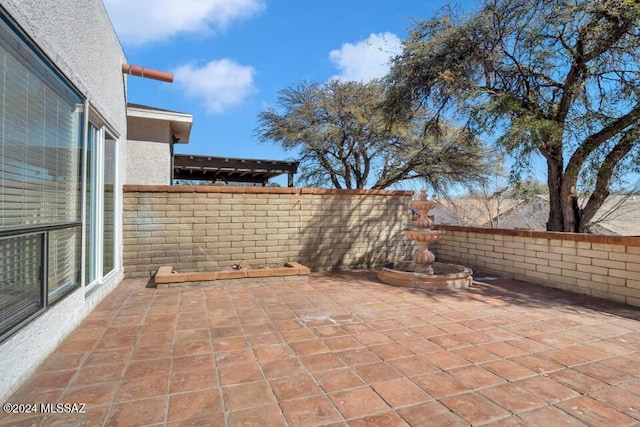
top-left (377, 189), bottom-right (473, 290)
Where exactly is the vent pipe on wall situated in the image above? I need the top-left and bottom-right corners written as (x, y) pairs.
top-left (122, 64), bottom-right (174, 83)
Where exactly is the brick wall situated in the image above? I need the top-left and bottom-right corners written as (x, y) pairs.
top-left (123, 185), bottom-right (413, 278)
top-left (433, 225), bottom-right (640, 307)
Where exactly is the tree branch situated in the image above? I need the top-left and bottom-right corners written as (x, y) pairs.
top-left (556, 9), bottom-right (631, 124)
top-left (580, 125), bottom-right (640, 228)
top-left (564, 103), bottom-right (640, 183)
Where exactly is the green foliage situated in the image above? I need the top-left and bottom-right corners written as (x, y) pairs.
top-left (509, 178), bottom-right (548, 199)
top-left (385, 0), bottom-right (640, 232)
top-left (255, 80), bottom-right (488, 190)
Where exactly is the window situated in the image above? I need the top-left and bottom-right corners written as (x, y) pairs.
top-left (0, 234), bottom-right (43, 338)
top-left (48, 227), bottom-right (81, 303)
top-left (0, 14), bottom-right (83, 340)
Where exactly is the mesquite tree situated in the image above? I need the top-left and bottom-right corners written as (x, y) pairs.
top-left (256, 79), bottom-right (487, 190)
top-left (384, 0), bottom-right (640, 232)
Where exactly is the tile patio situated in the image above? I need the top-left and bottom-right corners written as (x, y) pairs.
top-left (1, 271), bottom-right (640, 426)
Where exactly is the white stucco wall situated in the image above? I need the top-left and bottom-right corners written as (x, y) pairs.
top-left (126, 140), bottom-right (171, 185)
top-left (126, 115), bottom-right (172, 185)
top-left (0, 0), bottom-right (128, 401)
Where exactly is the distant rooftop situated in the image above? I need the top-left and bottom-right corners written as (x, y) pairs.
top-left (433, 194), bottom-right (640, 236)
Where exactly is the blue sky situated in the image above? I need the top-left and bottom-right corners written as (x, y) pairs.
top-left (103, 0), bottom-right (476, 187)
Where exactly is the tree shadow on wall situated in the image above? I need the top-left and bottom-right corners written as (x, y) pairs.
top-left (298, 192), bottom-right (415, 271)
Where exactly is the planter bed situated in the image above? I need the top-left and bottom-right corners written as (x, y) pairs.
top-left (154, 262), bottom-right (310, 288)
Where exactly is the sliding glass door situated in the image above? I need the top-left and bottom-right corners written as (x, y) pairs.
top-left (103, 133), bottom-right (116, 276)
top-left (85, 126), bottom-right (98, 285)
top-left (84, 123), bottom-right (117, 296)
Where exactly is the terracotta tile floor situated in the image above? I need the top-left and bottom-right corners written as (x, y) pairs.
top-left (2, 271), bottom-right (640, 426)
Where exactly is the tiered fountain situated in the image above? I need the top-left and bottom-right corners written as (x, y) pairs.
top-left (377, 189), bottom-right (473, 290)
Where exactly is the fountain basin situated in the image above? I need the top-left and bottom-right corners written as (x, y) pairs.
top-left (377, 261), bottom-right (473, 290)
top-left (410, 200), bottom-right (437, 211)
top-left (403, 229), bottom-right (444, 243)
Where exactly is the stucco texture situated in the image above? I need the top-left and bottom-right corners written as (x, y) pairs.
top-left (126, 140), bottom-right (171, 185)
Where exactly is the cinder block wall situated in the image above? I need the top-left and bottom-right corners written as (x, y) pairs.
top-left (123, 185), bottom-right (414, 278)
top-left (433, 225), bottom-right (640, 307)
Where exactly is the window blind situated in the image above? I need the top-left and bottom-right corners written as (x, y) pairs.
top-left (48, 227), bottom-right (81, 303)
top-left (0, 20), bottom-right (83, 231)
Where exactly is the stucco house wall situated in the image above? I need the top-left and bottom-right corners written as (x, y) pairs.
top-left (126, 113), bottom-right (172, 185)
top-left (126, 139), bottom-right (171, 185)
top-left (125, 106), bottom-right (193, 185)
top-left (0, 0), bottom-right (127, 401)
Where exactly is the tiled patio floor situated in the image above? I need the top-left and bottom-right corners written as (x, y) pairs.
top-left (2, 272), bottom-right (640, 426)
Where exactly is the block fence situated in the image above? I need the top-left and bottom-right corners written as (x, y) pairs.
top-left (122, 186), bottom-right (640, 307)
top-left (433, 225), bottom-right (640, 307)
top-left (122, 185), bottom-right (414, 278)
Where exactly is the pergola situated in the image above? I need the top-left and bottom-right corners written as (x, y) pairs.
top-left (173, 154), bottom-right (299, 187)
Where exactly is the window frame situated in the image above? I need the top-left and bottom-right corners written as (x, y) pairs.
top-left (83, 112), bottom-right (120, 298)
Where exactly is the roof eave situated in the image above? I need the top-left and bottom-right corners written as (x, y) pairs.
top-left (127, 106), bottom-right (193, 143)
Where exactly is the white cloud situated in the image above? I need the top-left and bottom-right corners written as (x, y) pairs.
top-left (103, 0), bottom-right (265, 45)
top-left (329, 32), bottom-right (403, 82)
top-left (174, 59), bottom-right (256, 113)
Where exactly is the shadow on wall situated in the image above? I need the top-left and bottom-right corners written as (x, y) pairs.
top-left (121, 186), bottom-right (416, 278)
top-left (298, 192), bottom-right (414, 271)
